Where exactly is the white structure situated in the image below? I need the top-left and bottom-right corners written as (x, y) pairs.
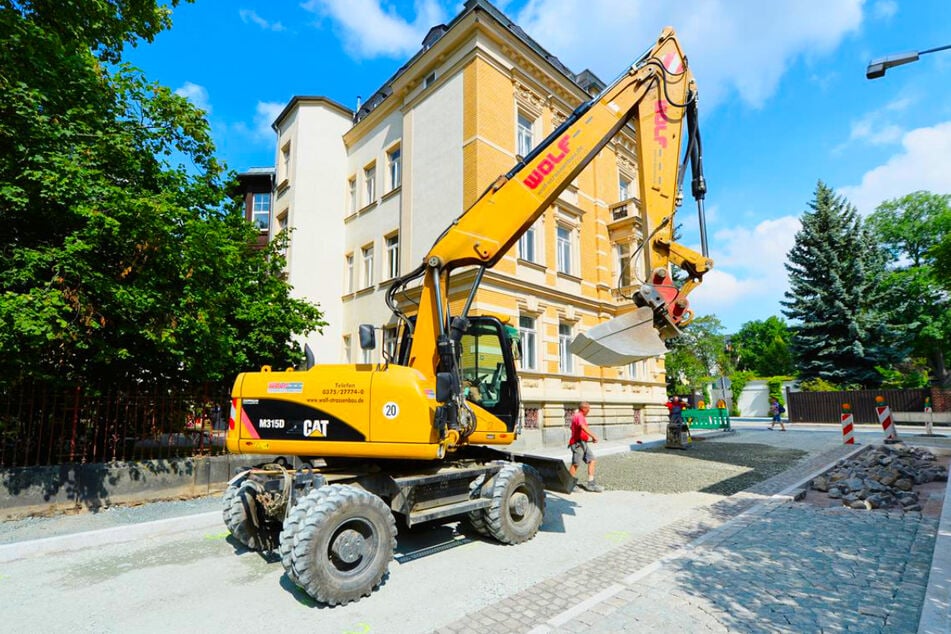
top-left (271, 97), bottom-right (352, 362)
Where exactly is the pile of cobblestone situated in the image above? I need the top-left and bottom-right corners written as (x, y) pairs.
top-left (810, 444), bottom-right (948, 511)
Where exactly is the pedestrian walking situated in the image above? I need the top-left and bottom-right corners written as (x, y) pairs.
top-left (568, 402), bottom-right (603, 492)
top-left (768, 396), bottom-right (786, 431)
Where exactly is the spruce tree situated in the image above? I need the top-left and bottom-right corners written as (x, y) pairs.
top-left (781, 182), bottom-right (905, 387)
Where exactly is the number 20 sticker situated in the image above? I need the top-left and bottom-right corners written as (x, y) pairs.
top-left (383, 402), bottom-right (399, 419)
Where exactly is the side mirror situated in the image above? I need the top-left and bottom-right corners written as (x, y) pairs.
top-left (359, 324), bottom-right (376, 350)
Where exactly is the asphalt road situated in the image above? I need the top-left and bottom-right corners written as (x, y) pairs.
top-left (0, 423), bottom-right (941, 633)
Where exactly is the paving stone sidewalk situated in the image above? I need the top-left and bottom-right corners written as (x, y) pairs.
top-left (434, 443), bottom-right (940, 634)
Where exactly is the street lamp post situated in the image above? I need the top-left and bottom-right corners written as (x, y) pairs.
top-left (867, 43), bottom-right (951, 79)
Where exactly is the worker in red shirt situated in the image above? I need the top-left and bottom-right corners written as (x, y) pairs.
top-left (667, 396), bottom-right (683, 425)
top-left (568, 402), bottom-right (604, 492)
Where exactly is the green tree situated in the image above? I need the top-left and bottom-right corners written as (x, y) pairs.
top-left (730, 316), bottom-right (793, 376)
top-left (0, 2), bottom-right (325, 387)
top-left (781, 182), bottom-right (906, 387)
top-left (867, 191), bottom-right (951, 387)
top-left (665, 315), bottom-right (731, 395)
top-left (935, 236), bottom-right (951, 290)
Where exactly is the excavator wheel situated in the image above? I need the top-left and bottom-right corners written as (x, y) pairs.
top-left (289, 484), bottom-right (397, 605)
top-left (221, 481), bottom-right (240, 530)
top-left (466, 473), bottom-right (489, 536)
top-left (486, 463), bottom-right (546, 544)
top-left (222, 478), bottom-right (264, 550)
top-left (279, 485), bottom-right (336, 585)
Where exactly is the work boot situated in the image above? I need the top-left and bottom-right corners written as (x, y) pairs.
top-left (583, 480), bottom-right (604, 492)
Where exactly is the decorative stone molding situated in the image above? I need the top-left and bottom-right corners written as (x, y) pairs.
top-left (617, 153), bottom-right (635, 177)
top-left (514, 80), bottom-right (545, 116)
top-left (517, 295), bottom-right (544, 315)
top-left (558, 304), bottom-right (578, 322)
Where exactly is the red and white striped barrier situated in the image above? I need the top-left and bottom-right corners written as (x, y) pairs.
top-left (875, 396), bottom-right (898, 441)
top-left (841, 406), bottom-right (855, 445)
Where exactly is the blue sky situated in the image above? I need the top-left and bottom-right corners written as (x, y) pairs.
top-left (125, 0), bottom-right (951, 333)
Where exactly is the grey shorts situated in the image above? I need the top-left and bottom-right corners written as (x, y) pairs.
top-left (570, 441), bottom-right (595, 465)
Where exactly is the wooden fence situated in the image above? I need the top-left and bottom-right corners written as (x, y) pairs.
top-left (785, 388), bottom-right (930, 424)
top-left (0, 380), bottom-right (230, 468)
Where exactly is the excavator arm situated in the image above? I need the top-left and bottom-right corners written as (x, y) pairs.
top-left (387, 27), bottom-right (712, 382)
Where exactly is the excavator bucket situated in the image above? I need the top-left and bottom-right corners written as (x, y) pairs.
top-left (568, 306), bottom-right (668, 366)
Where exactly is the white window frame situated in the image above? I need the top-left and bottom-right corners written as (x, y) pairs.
top-left (518, 224), bottom-right (536, 262)
top-left (383, 326), bottom-right (398, 362)
top-left (279, 141), bottom-right (291, 187)
top-left (364, 163), bottom-right (376, 205)
top-left (251, 192), bottom-right (270, 231)
top-left (347, 176), bottom-right (357, 215)
top-left (517, 111), bottom-right (535, 157)
top-left (362, 244), bottom-right (375, 288)
top-left (345, 254), bottom-right (354, 293)
top-left (629, 359), bottom-right (647, 380)
top-left (558, 322), bottom-right (573, 373)
top-left (616, 242), bottom-right (631, 288)
top-left (387, 146), bottom-right (401, 192)
top-left (518, 315), bottom-right (537, 371)
top-left (343, 335), bottom-right (352, 363)
top-left (386, 234), bottom-right (399, 279)
top-left (556, 225), bottom-right (573, 275)
top-left (619, 174), bottom-right (631, 201)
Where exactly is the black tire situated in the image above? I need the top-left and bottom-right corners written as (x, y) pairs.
top-left (279, 486), bottom-right (336, 585)
top-left (485, 463), bottom-right (545, 544)
top-left (221, 482), bottom-right (240, 532)
top-left (466, 474), bottom-right (489, 535)
top-left (223, 479), bottom-right (263, 550)
top-left (290, 485), bottom-right (397, 605)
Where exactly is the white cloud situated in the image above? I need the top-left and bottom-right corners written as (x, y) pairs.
top-left (871, 0), bottom-right (898, 20)
top-left (849, 115), bottom-right (903, 145)
top-left (228, 101), bottom-right (285, 148)
top-left (689, 215), bottom-right (800, 327)
top-left (253, 102), bottom-right (285, 140)
top-left (711, 215), bottom-right (800, 274)
top-left (839, 121), bottom-right (951, 215)
top-left (514, 0), bottom-right (863, 110)
top-left (175, 82), bottom-right (212, 114)
top-left (836, 94), bottom-right (914, 154)
top-left (301, 0), bottom-right (448, 59)
top-left (689, 269), bottom-right (763, 311)
top-left (239, 9), bottom-right (286, 32)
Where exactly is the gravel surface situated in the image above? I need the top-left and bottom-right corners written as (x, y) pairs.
top-left (596, 437), bottom-right (808, 495)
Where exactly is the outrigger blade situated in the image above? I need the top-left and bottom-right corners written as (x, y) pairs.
top-left (568, 306), bottom-right (668, 366)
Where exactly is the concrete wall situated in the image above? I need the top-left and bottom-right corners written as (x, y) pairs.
top-left (0, 454), bottom-right (270, 520)
top-left (722, 380), bottom-right (798, 417)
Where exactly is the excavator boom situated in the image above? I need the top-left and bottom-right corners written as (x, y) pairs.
top-left (392, 27), bottom-right (712, 377)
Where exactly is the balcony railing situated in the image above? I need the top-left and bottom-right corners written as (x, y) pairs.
top-left (609, 197), bottom-right (640, 222)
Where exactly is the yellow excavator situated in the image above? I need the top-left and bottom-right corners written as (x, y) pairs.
top-left (222, 27), bottom-right (713, 605)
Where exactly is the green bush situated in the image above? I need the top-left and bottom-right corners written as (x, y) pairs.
top-left (728, 371), bottom-right (756, 416)
top-left (799, 377), bottom-right (839, 392)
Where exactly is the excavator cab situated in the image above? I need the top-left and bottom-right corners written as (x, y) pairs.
top-left (459, 316), bottom-right (520, 431)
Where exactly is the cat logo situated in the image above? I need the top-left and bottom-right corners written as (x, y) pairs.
top-left (303, 419), bottom-right (329, 437)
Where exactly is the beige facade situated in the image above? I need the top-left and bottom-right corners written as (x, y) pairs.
top-left (270, 0), bottom-right (669, 447)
